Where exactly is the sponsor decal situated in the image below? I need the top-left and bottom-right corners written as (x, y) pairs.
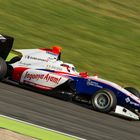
top-left (87, 79), bottom-right (103, 88)
top-left (125, 97), bottom-right (130, 103)
top-left (24, 72), bottom-right (61, 84)
top-left (25, 56), bottom-right (48, 62)
top-left (19, 61), bottom-right (31, 66)
top-left (125, 97), bottom-right (140, 107)
top-left (46, 64), bottom-right (62, 71)
top-left (44, 74), bottom-right (61, 84)
top-left (47, 51), bottom-right (58, 56)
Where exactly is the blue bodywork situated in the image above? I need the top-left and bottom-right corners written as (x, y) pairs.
top-left (69, 75), bottom-right (140, 112)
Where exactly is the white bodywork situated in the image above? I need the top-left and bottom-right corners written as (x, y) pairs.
top-left (12, 49), bottom-right (78, 75)
top-left (20, 69), bottom-right (69, 90)
top-left (0, 34), bottom-right (6, 40)
top-left (11, 49), bottom-right (76, 90)
top-left (115, 105), bottom-right (139, 120)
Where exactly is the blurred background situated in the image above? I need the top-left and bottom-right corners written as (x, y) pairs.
top-left (0, 0), bottom-right (140, 89)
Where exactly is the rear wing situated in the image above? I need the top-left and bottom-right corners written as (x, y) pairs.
top-left (0, 34), bottom-right (14, 60)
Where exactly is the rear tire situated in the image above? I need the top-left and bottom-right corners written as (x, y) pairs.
top-left (125, 87), bottom-right (140, 98)
top-left (0, 57), bottom-right (7, 80)
top-left (91, 89), bottom-right (117, 113)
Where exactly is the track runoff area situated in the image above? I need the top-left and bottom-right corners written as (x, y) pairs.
top-left (0, 115), bottom-right (85, 140)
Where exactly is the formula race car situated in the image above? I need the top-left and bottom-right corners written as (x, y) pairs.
top-left (0, 35), bottom-right (140, 120)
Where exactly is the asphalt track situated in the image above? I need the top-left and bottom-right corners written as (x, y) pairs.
top-left (0, 82), bottom-right (140, 140)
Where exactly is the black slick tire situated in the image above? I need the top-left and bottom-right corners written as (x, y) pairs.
top-left (0, 57), bottom-right (7, 80)
top-left (125, 87), bottom-right (140, 98)
top-left (91, 89), bottom-right (117, 113)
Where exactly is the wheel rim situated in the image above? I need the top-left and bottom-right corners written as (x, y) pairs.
top-left (94, 92), bottom-right (111, 109)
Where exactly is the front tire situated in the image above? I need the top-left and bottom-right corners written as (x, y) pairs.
top-left (125, 87), bottom-right (140, 98)
top-left (0, 57), bottom-right (7, 80)
top-left (91, 89), bottom-right (117, 113)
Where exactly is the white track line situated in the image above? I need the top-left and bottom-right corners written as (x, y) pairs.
top-left (0, 114), bottom-right (86, 140)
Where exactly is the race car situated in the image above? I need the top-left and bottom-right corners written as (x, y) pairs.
top-left (0, 34), bottom-right (140, 120)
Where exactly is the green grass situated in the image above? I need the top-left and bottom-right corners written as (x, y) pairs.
top-left (0, 0), bottom-right (140, 89)
top-left (0, 115), bottom-right (79, 140)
